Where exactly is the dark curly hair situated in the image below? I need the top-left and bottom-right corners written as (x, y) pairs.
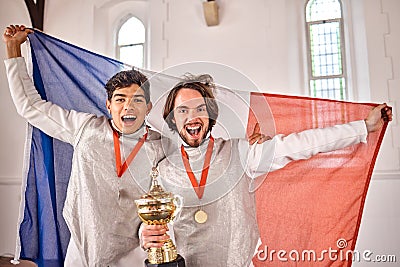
top-left (105, 69), bottom-right (150, 103)
top-left (163, 74), bottom-right (219, 132)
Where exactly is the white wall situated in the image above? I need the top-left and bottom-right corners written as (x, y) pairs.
top-left (0, 0), bottom-right (399, 263)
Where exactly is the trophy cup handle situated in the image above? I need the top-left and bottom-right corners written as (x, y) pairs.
top-left (172, 195), bottom-right (183, 220)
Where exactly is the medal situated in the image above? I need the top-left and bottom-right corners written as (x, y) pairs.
top-left (181, 136), bottom-right (214, 223)
top-left (180, 136), bottom-right (214, 199)
top-left (194, 209), bottom-right (208, 224)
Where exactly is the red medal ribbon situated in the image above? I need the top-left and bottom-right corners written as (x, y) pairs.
top-left (113, 129), bottom-right (148, 177)
top-left (180, 136), bottom-right (215, 199)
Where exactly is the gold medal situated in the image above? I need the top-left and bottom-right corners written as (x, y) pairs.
top-left (181, 137), bottom-right (213, 224)
top-left (194, 209), bottom-right (208, 224)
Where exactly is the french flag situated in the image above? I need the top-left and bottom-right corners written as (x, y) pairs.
top-left (15, 30), bottom-right (386, 267)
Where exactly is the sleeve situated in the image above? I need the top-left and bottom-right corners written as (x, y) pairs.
top-left (4, 57), bottom-right (95, 145)
top-left (238, 120), bottom-right (368, 178)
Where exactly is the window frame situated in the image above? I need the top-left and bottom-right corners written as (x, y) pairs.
top-left (305, 0), bottom-right (348, 100)
top-left (115, 15), bottom-right (146, 69)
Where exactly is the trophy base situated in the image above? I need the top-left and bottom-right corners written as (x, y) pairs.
top-left (145, 255), bottom-right (185, 267)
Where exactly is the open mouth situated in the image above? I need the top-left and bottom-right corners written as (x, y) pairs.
top-left (185, 123), bottom-right (202, 137)
top-left (121, 115), bottom-right (137, 123)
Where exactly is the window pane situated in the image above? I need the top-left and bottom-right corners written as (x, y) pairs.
top-left (120, 45), bottom-right (144, 68)
top-left (306, 0), bottom-right (342, 22)
top-left (118, 17), bottom-right (145, 46)
top-left (309, 21), bottom-right (342, 77)
top-left (310, 77), bottom-right (345, 100)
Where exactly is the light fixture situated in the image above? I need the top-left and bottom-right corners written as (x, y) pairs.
top-left (203, 0), bottom-right (219, 26)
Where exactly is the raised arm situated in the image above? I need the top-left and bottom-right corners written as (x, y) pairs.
top-left (240, 104), bottom-right (392, 177)
top-left (3, 25), bottom-right (32, 58)
top-left (3, 25), bottom-right (94, 145)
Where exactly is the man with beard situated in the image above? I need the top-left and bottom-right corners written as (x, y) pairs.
top-left (141, 74), bottom-right (392, 267)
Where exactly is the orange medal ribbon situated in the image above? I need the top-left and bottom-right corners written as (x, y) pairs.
top-left (180, 136), bottom-right (214, 199)
top-left (113, 129), bottom-right (148, 177)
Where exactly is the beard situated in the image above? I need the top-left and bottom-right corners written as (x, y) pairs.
top-left (178, 129), bottom-right (209, 147)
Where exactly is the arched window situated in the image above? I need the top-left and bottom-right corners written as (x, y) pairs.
top-left (117, 16), bottom-right (145, 68)
top-left (306, 0), bottom-right (346, 100)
